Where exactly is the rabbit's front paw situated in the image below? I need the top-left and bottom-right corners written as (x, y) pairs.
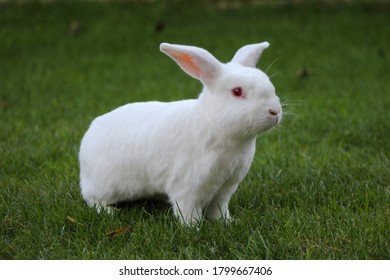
top-left (205, 203), bottom-right (231, 221)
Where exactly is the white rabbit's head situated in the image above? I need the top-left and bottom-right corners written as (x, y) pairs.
top-left (160, 42), bottom-right (282, 139)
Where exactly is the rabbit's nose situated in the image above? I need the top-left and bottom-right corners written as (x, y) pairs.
top-left (269, 108), bottom-right (280, 116)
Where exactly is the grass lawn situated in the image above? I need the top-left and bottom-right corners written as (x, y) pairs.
top-left (0, 1), bottom-right (389, 259)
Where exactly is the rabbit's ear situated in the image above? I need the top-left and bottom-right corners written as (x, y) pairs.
top-left (160, 43), bottom-right (221, 85)
top-left (231, 42), bottom-right (270, 68)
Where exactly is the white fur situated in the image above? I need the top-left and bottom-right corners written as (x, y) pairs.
top-left (79, 42), bottom-right (282, 224)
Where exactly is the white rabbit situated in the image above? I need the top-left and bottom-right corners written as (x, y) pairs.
top-left (79, 42), bottom-right (282, 224)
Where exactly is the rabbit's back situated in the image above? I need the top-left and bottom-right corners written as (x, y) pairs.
top-left (79, 99), bottom-right (203, 205)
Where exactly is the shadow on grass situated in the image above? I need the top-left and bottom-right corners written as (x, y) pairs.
top-left (114, 196), bottom-right (172, 215)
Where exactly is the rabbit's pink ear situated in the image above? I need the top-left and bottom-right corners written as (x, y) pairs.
top-left (160, 43), bottom-right (221, 85)
top-left (231, 42), bottom-right (270, 68)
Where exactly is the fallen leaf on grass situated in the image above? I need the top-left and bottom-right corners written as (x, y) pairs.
top-left (0, 101), bottom-right (8, 110)
top-left (68, 20), bottom-right (81, 35)
top-left (296, 67), bottom-right (310, 79)
top-left (106, 227), bottom-right (133, 237)
top-left (66, 215), bottom-right (83, 225)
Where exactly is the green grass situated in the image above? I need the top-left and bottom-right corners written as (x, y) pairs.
top-left (0, 1), bottom-right (389, 259)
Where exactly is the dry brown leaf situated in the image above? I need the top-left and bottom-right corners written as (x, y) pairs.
top-left (296, 67), bottom-right (310, 79)
top-left (106, 227), bottom-right (133, 237)
top-left (68, 20), bottom-right (81, 35)
top-left (66, 215), bottom-right (83, 225)
top-left (0, 101), bottom-right (8, 110)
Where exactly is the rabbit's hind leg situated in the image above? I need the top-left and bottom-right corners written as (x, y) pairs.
top-left (170, 199), bottom-right (203, 225)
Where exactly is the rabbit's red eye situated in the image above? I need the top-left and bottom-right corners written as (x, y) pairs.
top-left (232, 87), bottom-right (245, 99)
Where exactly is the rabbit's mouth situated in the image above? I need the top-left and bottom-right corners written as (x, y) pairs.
top-left (272, 114), bottom-right (281, 126)
top-left (265, 112), bottom-right (282, 130)
top-left (250, 116), bottom-right (280, 136)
